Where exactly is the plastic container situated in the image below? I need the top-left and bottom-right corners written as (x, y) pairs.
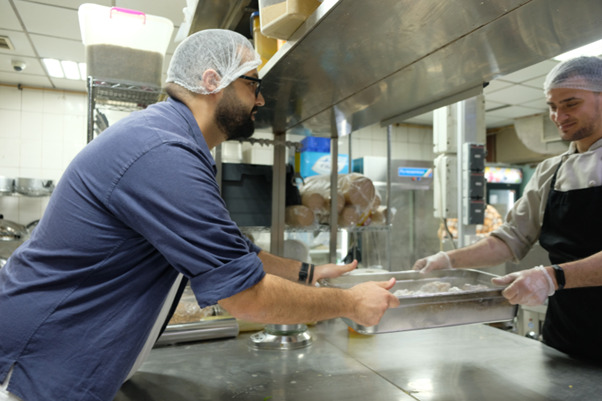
top-left (251, 11), bottom-right (278, 71)
top-left (300, 136), bottom-right (330, 152)
top-left (258, 0), bottom-right (321, 40)
top-left (78, 3), bottom-right (174, 88)
top-left (297, 153), bottom-right (349, 178)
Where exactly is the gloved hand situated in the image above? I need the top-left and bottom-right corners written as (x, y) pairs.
top-left (491, 265), bottom-right (555, 306)
top-left (412, 251), bottom-right (452, 273)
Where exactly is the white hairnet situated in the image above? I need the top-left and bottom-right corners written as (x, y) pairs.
top-left (166, 29), bottom-right (261, 95)
top-left (543, 56), bottom-right (602, 93)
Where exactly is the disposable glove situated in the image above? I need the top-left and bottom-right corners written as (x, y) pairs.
top-left (412, 251), bottom-right (452, 273)
top-left (491, 265), bottom-right (555, 306)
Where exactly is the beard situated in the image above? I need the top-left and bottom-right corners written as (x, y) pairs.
top-left (559, 115), bottom-right (598, 142)
top-left (215, 88), bottom-right (256, 141)
top-left (558, 94), bottom-right (602, 143)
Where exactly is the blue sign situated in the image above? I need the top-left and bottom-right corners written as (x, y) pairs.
top-left (398, 167), bottom-right (432, 178)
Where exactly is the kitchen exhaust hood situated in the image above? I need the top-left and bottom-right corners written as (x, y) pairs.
top-left (248, 0), bottom-right (602, 135)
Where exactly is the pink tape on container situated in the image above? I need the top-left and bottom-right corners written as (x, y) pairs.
top-left (110, 7), bottom-right (146, 24)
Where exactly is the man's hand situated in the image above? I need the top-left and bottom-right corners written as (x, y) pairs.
top-left (412, 251), bottom-right (452, 273)
top-left (311, 259), bottom-right (358, 284)
top-left (346, 278), bottom-right (400, 327)
top-left (491, 265), bottom-right (555, 306)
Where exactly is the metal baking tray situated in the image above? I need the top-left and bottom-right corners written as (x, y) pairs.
top-left (321, 269), bottom-right (518, 334)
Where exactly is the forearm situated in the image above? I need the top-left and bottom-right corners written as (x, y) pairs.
top-left (447, 236), bottom-right (514, 268)
top-left (548, 252), bottom-right (602, 290)
top-left (257, 250), bottom-right (303, 282)
top-left (218, 274), bottom-right (351, 324)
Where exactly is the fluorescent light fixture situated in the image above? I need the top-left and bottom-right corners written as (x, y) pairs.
top-left (42, 58), bottom-right (88, 80)
top-left (42, 58), bottom-right (64, 78)
top-left (554, 39), bottom-right (602, 61)
top-left (61, 60), bottom-right (80, 80)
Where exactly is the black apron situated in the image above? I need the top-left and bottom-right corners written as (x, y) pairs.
top-left (539, 161), bottom-right (602, 361)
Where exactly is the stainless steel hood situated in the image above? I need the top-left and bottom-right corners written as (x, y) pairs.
top-left (254, 0), bottom-right (602, 135)
top-left (189, 0), bottom-right (256, 38)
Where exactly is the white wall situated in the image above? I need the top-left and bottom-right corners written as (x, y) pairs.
top-left (0, 85), bottom-right (87, 225)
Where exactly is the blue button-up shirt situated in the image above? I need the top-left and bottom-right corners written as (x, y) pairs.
top-left (0, 97), bottom-right (265, 401)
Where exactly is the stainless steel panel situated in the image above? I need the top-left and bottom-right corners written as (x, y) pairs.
top-left (322, 269), bottom-right (517, 334)
top-left (117, 320), bottom-right (602, 401)
top-left (189, 0), bottom-right (253, 34)
top-left (256, 0), bottom-right (602, 134)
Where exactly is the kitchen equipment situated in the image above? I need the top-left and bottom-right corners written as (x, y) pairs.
top-left (0, 215), bottom-right (28, 241)
top-left (0, 215), bottom-right (29, 259)
top-left (251, 11), bottom-right (278, 70)
top-left (258, 0), bottom-right (321, 40)
top-left (248, 323), bottom-right (312, 350)
top-left (321, 269), bottom-right (517, 334)
top-left (0, 176), bottom-right (14, 195)
top-left (157, 318), bottom-right (239, 345)
top-left (78, 3), bottom-right (174, 88)
top-left (14, 178), bottom-right (54, 197)
top-left (485, 165), bottom-right (523, 218)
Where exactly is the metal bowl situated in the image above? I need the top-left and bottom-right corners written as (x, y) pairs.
top-left (14, 178), bottom-right (54, 197)
top-left (0, 176), bottom-right (14, 195)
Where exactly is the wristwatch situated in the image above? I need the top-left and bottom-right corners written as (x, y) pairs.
top-left (552, 264), bottom-right (565, 290)
top-left (298, 262), bottom-right (310, 283)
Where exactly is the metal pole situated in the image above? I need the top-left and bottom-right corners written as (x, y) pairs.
top-left (270, 132), bottom-right (287, 257)
top-left (86, 76), bottom-right (95, 143)
top-left (456, 101), bottom-right (465, 248)
top-left (386, 125), bottom-right (392, 270)
top-left (329, 136), bottom-right (339, 263)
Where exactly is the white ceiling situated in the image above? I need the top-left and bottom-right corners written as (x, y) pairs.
top-left (0, 0), bottom-right (188, 92)
top-left (0, 0), bottom-right (567, 129)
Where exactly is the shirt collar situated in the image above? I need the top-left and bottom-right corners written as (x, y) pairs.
top-left (567, 137), bottom-right (602, 154)
top-left (166, 97), bottom-right (217, 173)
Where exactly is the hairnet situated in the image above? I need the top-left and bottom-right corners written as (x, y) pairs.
top-left (166, 29), bottom-right (261, 95)
top-left (543, 56), bottom-right (602, 93)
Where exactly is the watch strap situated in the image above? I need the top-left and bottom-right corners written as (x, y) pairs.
top-left (552, 264), bottom-right (565, 290)
top-left (298, 262), bottom-right (310, 283)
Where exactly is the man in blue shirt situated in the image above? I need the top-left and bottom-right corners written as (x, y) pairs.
top-left (0, 29), bottom-right (398, 401)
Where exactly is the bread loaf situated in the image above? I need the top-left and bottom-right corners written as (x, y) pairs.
top-left (325, 192), bottom-right (345, 214)
top-left (301, 192), bottom-right (326, 211)
top-left (338, 205), bottom-right (361, 227)
top-left (338, 173), bottom-right (375, 208)
top-left (285, 205), bottom-right (315, 227)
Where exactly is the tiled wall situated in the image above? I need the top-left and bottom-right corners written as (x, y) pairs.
top-left (0, 83), bottom-right (434, 227)
top-left (347, 123), bottom-right (434, 161)
top-left (0, 85), bottom-right (87, 225)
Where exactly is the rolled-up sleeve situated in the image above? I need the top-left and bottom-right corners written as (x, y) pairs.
top-left (107, 141), bottom-right (265, 307)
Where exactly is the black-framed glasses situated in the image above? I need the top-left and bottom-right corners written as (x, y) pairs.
top-left (239, 75), bottom-right (262, 98)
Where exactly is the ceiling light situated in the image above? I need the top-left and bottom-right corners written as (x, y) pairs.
top-left (42, 58), bottom-right (88, 80)
top-left (42, 58), bottom-right (64, 78)
top-left (61, 60), bottom-right (80, 80)
top-left (554, 39), bottom-right (602, 61)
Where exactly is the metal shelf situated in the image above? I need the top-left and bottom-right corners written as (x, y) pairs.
top-left (86, 77), bottom-right (165, 142)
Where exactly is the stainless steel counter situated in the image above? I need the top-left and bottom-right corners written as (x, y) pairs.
top-left (115, 320), bottom-right (602, 400)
